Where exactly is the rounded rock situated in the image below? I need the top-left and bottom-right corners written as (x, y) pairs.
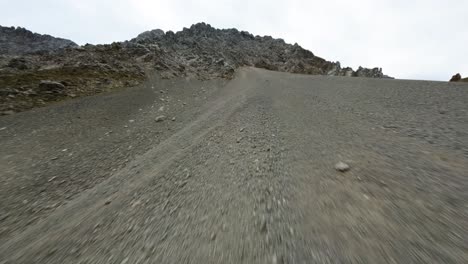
top-left (335, 161), bottom-right (350, 172)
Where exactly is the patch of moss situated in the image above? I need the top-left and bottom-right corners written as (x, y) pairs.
top-left (0, 66), bottom-right (145, 114)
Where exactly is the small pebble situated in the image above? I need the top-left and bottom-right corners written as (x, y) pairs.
top-left (335, 161), bottom-right (350, 172)
top-left (272, 254), bottom-right (278, 264)
top-left (155, 115), bottom-right (166, 122)
top-left (260, 216), bottom-right (267, 232)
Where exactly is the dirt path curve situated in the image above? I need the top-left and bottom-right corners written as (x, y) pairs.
top-left (1, 68), bottom-right (467, 263)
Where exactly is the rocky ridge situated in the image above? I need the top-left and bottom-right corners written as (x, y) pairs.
top-left (128, 23), bottom-right (391, 79)
top-left (0, 26), bottom-right (77, 55)
top-left (0, 22), bottom-right (391, 115)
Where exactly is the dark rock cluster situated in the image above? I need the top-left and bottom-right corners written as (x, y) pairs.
top-left (449, 73), bottom-right (468, 82)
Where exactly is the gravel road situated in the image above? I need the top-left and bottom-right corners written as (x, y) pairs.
top-left (1, 68), bottom-right (467, 263)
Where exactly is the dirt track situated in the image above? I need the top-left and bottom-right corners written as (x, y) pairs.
top-left (1, 68), bottom-right (467, 263)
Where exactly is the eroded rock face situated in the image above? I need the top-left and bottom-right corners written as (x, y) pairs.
top-left (0, 26), bottom-right (77, 55)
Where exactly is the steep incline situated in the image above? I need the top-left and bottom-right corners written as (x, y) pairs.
top-left (1, 68), bottom-right (467, 263)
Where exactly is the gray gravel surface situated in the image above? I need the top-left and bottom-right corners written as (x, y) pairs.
top-left (1, 68), bottom-right (467, 263)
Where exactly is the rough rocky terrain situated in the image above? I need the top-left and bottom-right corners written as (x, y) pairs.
top-left (1, 23), bottom-right (391, 115)
top-left (1, 67), bottom-right (467, 263)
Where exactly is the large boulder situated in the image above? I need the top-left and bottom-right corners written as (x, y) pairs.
top-left (38, 80), bottom-right (66, 94)
top-left (449, 73), bottom-right (462, 82)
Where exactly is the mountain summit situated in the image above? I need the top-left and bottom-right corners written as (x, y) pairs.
top-left (128, 22), bottom-right (390, 79)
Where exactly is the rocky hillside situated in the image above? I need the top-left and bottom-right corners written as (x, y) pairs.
top-left (0, 26), bottom-right (77, 55)
top-left (0, 22), bottom-right (391, 115)
top-left (129, 23), bottom-right (390, 79)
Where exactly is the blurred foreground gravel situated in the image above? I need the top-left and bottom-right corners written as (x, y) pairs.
top-left (1, 68), bottom-right (467, 263)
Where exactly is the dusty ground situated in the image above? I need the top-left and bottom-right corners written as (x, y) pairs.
top-left (0, 68), bottom-right (467, 263)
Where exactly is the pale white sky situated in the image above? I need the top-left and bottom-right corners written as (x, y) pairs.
top-left (1, 0), bottom-right (467, 81)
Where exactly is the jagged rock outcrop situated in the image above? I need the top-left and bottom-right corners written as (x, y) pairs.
top-left (354, 66), bottom-right (388, 78)
top-left (0, 26), bottom-right (77, 55)
top-left (128, 23), bottom-right (391, 79)
top-left (1, 22), bottom-right (392, 114)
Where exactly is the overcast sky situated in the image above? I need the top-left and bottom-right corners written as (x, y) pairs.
top-left (1, 0), bottom-right (467, 80)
